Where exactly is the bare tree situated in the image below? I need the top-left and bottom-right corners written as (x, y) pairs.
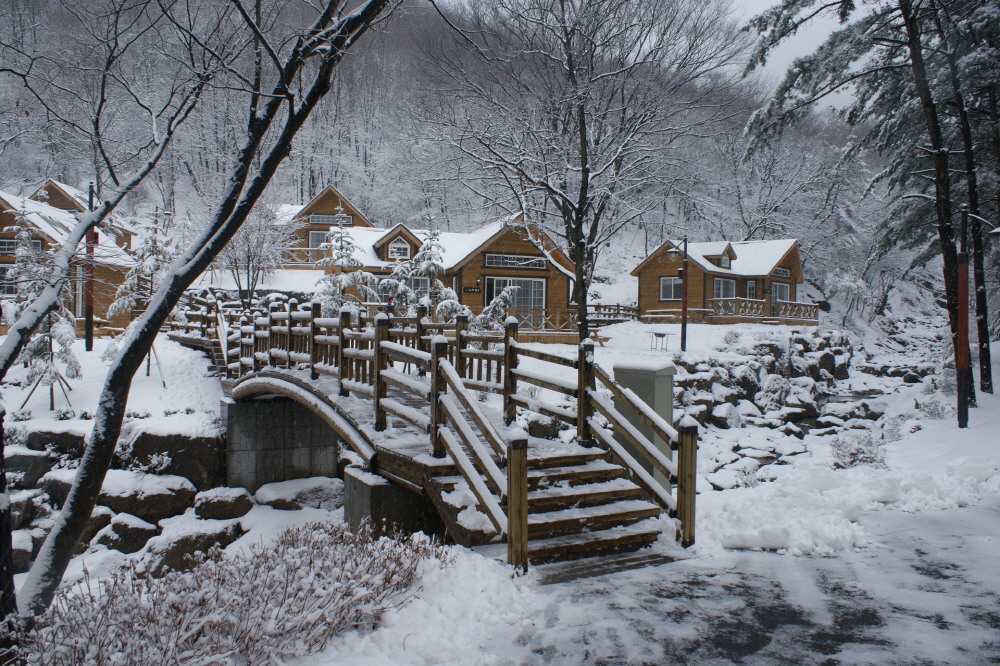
top-left (216, 200), bottom-right (299, 306)
top-left (425, 0), bottom-right (745, 337)
top-left (19, 0), bottom-right (398, 617)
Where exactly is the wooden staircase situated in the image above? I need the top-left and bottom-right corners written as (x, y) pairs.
top-left (426, 442), bottom-right (665, 564)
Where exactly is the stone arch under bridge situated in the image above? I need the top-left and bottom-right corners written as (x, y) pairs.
top-left (225, 370), bottom-right (375, 492)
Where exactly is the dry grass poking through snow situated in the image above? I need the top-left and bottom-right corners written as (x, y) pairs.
top-left (9, 522), bottom-right (449, 665)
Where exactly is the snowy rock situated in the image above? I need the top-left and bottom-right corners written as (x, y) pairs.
top-left (194, 487), bottom-right (254, 520)
top-left (705, 468), bottom-right (740, 490)
top-left (8, 489), bottom-right (45, 531)
top-left (709, 403), bottom-right (741, 430)
top-left (142, 522), bottom-right (245, 577)
top-left (5, 446), bottom-right (55, 488)
top-left (75, 506), bottom-right (115, 555)
top-left (736, 400), bottom-right (762, 418)
top-left (120, 431), bottom-right (225, 491)
top-left (11, 529), bottom-right (33, 574)
top-left (525, 416), bottom-right (561, 440)
top-left (96, 513), bottom-right (160, 554)
top-left (41, 469), bottom-right (196, 524)
top-left (255, 476), bottom-right (344, 511)
top-left (25, 430), bottom-right (86, 458)
top-left (778, 423), bottom-right (804, 439)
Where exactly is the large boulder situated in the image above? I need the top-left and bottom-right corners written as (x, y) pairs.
top-left (40, 469), bottom-right (196, 524)
top-left (709, 403), bottom-right (741, 430)
top-left (255, 477), bottom-right (344, 511)
top-left (74, 506), bottom-right (115, 555)
top-left (5, 446), bottom-right (56, 488)
top-left (25, 430), bottom-right (86, 458)
top-left (194, 487), bottom-right (254, 520)
top-left (8, 489), bottom-right (46, 531)
top-left (95, 513), bottom-right (160, 554)
top-left (11, 530), bottom-right (33, 574)
top-left (142, 522), bottom-right (245, 577)
top-left (118, 431), bottom-right (225, 491)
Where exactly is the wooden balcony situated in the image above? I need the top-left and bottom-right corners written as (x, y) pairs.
top-left (642, 298), bottom-right (818, 325)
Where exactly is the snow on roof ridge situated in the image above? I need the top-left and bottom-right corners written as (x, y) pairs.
top-left (665, 237), bottom-right (797, 277)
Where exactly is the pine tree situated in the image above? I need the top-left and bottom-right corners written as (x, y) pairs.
top-left (313, 224), bottom-right (378, 315)
top-left (108, 220), bottom-right (175, 320)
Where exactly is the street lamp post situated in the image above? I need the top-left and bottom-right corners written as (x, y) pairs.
top-left (85, 183), bottom-right (97, 352)
top-left (957, 206), bottom-right (970, 428)
top-left (667, 237), bottom-right (689, 352)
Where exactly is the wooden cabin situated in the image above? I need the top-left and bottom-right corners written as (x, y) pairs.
top-left (320, 218), bottom-right (575, 329)
top-left (631, 239), bottom-right (818, 325)
top-left (0, 190), bottom-right (135, 332)
top-left (29, 179), bottom-right (137, 252)
top-left (277, 185), bottom-right (375, 266)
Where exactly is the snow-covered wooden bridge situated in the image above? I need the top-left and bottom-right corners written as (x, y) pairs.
top-left (169, 296), bottom-right (697, 569)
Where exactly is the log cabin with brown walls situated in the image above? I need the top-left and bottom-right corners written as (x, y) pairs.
top-left (631, 239), bottom-right (819, 325)
top-left (29, 179), bottom-right (137, 252)
top-left (320, 219), bottom-right (575, 329)
top-left (0, 190), bottom-right (134, 334)
top-left (278, 185), bottom-right (375, 266)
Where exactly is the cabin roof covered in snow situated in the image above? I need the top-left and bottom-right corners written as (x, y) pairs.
top-left (0, 190), bottom-right (135, 268)
top-left (30, 179), bottom-right (139, 236)
top-left (632, 238), bottom-right (798, 278)
top-left (327, 221), bottom-right (508, 270)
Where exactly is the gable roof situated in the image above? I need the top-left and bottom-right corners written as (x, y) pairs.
top-left (281, 185), bottom-right (374, 227)
top-left (325, 221), bottom-right (507, 270)
top-left (632, 238), bottom-right (798, 278)
top-left (372, 223), bottom-right (424, 254)
top-left (0, 191), bottom-right (134, 268)
top-left (29, 179), bottom-right (138, 237)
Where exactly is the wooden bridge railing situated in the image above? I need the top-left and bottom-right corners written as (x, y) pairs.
top-left (169, 298), bottom-right (698, 563)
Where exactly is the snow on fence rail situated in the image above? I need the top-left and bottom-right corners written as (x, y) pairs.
top-left (169, 298), bottom-right (698, 560)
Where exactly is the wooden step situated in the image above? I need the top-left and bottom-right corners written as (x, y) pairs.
top-left (526, 519), bottom-right (662, 564)
top-left (528, 459), bottom-right (626, 489)
top-left (527, 447), bottom-right (608, 470)
top-left (537, 551), bottom-right (683, 585)
top-left (527, 478), bottom-right (643, 513)
top-left (527, 499), bottom-right (660, 539)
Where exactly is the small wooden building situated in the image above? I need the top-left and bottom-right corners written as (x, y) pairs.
top-left (0, 189), bottom-right (135, 332)
top-left (277, 185), bottom-right (375, 266)
top-left (631, 239), bottom-right (818, 325)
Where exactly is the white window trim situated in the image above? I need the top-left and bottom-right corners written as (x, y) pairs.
top-left (387, 237), bottom-right (411, 260)
top-left (719, 255), bottom-right (730, 268)
top-left (773, 267), bottom-right (791, 278)
top-left (772, 281), bottom-right (790, 302)
top-left (746, 280), bottom-right (756, 300)
top-left (713, 277), bottom-right (736, 299)
top-left (659, 276), bottom-right (682, 301)
top-left (307, 230), bottom-right (327, 262)
top-left (484, 253), bottom-right (546, 269)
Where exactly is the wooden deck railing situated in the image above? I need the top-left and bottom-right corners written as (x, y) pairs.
top-left (169, 298), bottom-right (697, 564)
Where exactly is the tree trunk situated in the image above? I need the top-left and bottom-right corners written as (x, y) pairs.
top-left (898, 0), bottom-right (974, 403)
top-left (19, 0), bottom-right (395, 616)
top-left (0, 407), bottom-right (18, 647)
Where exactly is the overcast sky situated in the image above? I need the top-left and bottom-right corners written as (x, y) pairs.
top-left (731, 0), bottom-right (848, 104)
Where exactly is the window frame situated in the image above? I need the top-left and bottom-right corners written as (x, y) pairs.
top-left (485, 276), bottom-right (546, 310)
top-left (771, 281), bottom-right (790, 302)
top-left (718, 255), bottom-right (731, 268)
top-left (0, 239), bottom-right (42, 255)
top-left (307, 230), bottom-right (328, 262)
top-left (773, 267), bottom-right (791, 278)
top-left (484, 253), bottom-right (546, 270)
top-left (746, 280), bottom-right (756, 300)
top-left (0, 265), bottom-right (16, 297)
top-left (712, 277), bottom-right (736, 299)
top-left (387, 237), bottom-right (411, 260)
top-left (659, 276), bottom-right (682, 301)
top-left (310, 213), bottom-right (352, 226)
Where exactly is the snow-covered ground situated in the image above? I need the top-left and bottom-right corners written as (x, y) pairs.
top-left (298, 341), bottom-right (1000, 665)
top-left (5, 329), bottom-right (999, 664)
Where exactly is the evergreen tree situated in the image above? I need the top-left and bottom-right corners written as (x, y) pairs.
top-left (313, 224), bottom-right (378, 315)
top-left (108, 219), bottom-right (175, 320)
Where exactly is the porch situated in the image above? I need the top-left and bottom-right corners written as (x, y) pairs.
top-left (642, 297), bottom-right (818, 326)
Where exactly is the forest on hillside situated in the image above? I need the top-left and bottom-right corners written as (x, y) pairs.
top-left (3, 0), bottom-right (996, 337)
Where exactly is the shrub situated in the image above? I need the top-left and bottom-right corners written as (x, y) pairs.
top-left (54, 408), bottom-right (75, 421)
top-left (13, 522), bottom-right (449, 665)
top-left (723, 330), bottom-right (741, 346)
top-left (10, 409), bottom-right (31, 422)
top-left (831, 432), bottom-right (885, 469)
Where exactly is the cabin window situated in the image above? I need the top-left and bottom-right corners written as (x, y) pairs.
top-left (773, 267), bottom-right (790, 278)
top-left (659, 276), bottom-right (682, 300)
top-left (772, 281), bottom-right (790, 302)
top-left (0, 266), bottom-right (16, 296)
top-left (713, 277), bottom-right (735, 299)
top-left (387, 237), bottom-right (411, 260)
top-left (484, 253), bottom-right (546, 269)
top-left (485, 277), bottom-right (544, 310)
top-left (310, 213), bottom-right (352, 226)
top-left (410, 276), bottom-right (430, 297)
top-left (746, 280), bottom-right (756, 299)
top-left (719, 255), bottom-right (730, 268)
top-left (0, 239), bottom-right (42, 255)
top-left (308, 231), bottom-right (327, 262)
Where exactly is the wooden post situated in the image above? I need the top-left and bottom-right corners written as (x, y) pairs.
top-left (309, 302), bottom-right (319, 380)
top-left (338, 307), bottom-right (351, 397)
top-left (454, 313), bottom-right (469, 377)
top-left (286, 299), bottom-right (298, 369)
top-left (268, 303), bottom-right (281, 367)
top-left (239, 316), bottom-right (248, 377)
top-left (415, 304), bottom-right (428, 376)
top-left (429, 336), bottom-right (447, 458)
top-left (502, 316), bottom-right (519, 425)
top-left (577, 339), bottom-right (595, 444)
top-left (676, 419), bottom-right (698, 548)
top-left (373, 314), bottom-right (389, 431)
top-left (506, 431), bottom-right (529, 572)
